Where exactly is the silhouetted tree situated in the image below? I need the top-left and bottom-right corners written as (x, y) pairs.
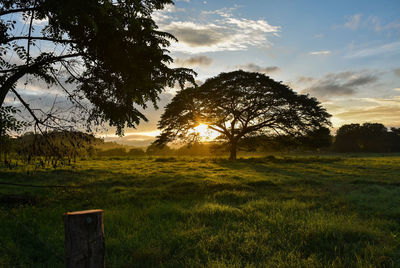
top-left (155, 71), bottom-right (331, 160)
top-left (300, 126), bottom-right (332, 150)
top-left (390, 127), bottom-right (400, 152)
top-left (334, 124), bottom-right (362, 152)
top-left (334, 123), bottom-right (393, 152)
top-left (0, 0), bottom-right (195, 134)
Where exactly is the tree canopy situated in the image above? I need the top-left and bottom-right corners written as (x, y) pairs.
top-left (155, 70), bottom-right (331, 159)
top-left (334, 123), bottom-right (400, 153)
top-left (0, 0), bottom-right (195, 135)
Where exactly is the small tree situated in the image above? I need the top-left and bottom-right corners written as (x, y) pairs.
top-left (155, 71), bottom-right (331, 160)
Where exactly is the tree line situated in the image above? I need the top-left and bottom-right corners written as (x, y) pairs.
top-left (1, 122), bottom-right (400, 166)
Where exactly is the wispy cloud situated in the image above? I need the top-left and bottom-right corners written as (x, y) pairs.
top-left (394, 68), bottom-right (400, 77)
top-left (368, 16), bottom-right (400, 32)
top-left (334, 105), bottom-right (400, 126)
top-left (344, 14), bottom-right (362, 30)
top-left (234, 63), bottom-right (280, 74)
top-left (340, 14), bottom-right (400, 33)
top-left (297, 76), bottom-right (315, 84)
top-left (305, 71), bottom-right (379, 98)
top-left (152, 4), bottom-right (186, 23)
top-left (175, 56), bottom-right (213, 67)
top-left (156, 6), bottom-right (280, 53)
top-left (346, 41), bottom-right (400, 58)
top-left (309, 50), bottom-right (331, 55)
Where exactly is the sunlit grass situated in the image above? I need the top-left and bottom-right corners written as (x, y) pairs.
top-left (0, 154), bottom-right (399, 267)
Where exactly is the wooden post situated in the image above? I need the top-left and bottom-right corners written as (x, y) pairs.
top-left (63, 209), bottom-right (105, 268)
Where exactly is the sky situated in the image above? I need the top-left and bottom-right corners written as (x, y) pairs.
top-left (5, 0), bottom-right (400, 146)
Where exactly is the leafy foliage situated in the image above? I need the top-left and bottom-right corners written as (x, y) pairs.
top-left (0, 106), bottom-right (26, 160)
top-left (155, 70), bottom-right (331, 159)
top-left (0, 0), bottom-right (195, 134)
top-left (0, 106), bottom-right (26, 135)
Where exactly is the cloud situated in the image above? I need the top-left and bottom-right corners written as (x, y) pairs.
top-left (340, 14), bottom-right (400, 33)
top-left (368, 16), bottom-right (400, 32)
top-left (152, 4), bottom-right (185, 23)
top-left (297, 76), bottom-right (314, 84)
top-left (157, 6), bottom-right (280, 53)
top-left (175, 56), bottom-right (213, 66)
top-left (334, 105), bottom-right (400, 126)
top-left (235, 63), bottom-right (280, 74)
top-left (164, 22), bottom-right (226, 47)
top-left (306, 71), bottom-right (379, 98)
top-left (394, 68), bottom-right (400, 77)
top-left (344, 14), bottom-right (362, 30)
top-left (309, 50), bottom-right (331, 55)
top-left (346, 41), bottom-right (400, 58)
top-left (394, 88), bottom-right (400, 92)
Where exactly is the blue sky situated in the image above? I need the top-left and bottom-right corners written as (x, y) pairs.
top-left (4, 0), bottom-right (400, 146)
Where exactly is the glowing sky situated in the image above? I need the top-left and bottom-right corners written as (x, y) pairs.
top-left (6, 0), bottom-right (400, 146)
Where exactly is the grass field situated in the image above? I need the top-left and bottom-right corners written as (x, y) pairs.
top-left (0, 154), bottom-right (400, 267)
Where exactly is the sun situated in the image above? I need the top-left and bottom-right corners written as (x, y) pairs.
top-left (192, 123), bottom-right (220, 141)
top-left (193, 123), bottom-right (209, 137)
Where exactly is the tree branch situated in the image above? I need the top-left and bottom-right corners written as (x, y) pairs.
top-left (26, 0), bottom-right (37, 66)
top-left (0, 53), bottom-right (82, 73)
top-left (0, 8), bottom-right (35, 16)
top-left (0, 53), bottom-right (82, 105)
top-left (3, 36), bottom-right (75, 44)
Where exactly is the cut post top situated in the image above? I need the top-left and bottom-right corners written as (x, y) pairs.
top-left (64, 209), bottom-right (103, 216)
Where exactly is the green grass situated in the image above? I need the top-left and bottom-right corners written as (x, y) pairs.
top-left (0, 154), bottom-right (400, 267)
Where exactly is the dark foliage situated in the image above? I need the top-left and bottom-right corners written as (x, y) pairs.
top-left (300, 126), bottom-right (333, 150)
top-left (238, 127), bottom-right (332, 153)
top-left (0, 0), bottom-right (195, 134)
top-left (0, 106), bottom-right (26, 161)
top-left (12, 131), bottom-right (101, 166)
top-left (155, 70), bottom-right (331, 159)
top-left (334, 123), bottom-right (400, 153)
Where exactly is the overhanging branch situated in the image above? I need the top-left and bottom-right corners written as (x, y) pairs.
top-left (0, 8), bottom-right (35, 16)
top-left (3, 36), bottom-right (75, 44)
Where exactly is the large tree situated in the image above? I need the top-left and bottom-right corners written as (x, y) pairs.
top-left (155, 70), bottom-right (331, 160)
top-left (0, 0), bottom-right (195, 135)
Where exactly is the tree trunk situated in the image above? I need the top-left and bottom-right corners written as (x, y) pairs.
top-left (229, 140), bottom-right (237, 160)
